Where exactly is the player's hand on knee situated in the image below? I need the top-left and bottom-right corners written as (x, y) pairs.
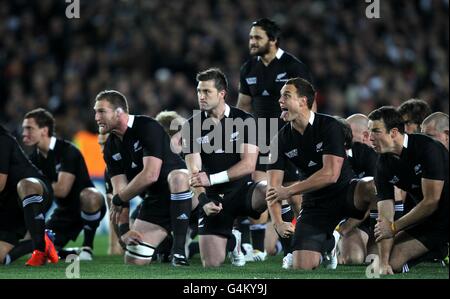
top-left (266, 186), bottom-right (289, 205)
top-left (274, 221), bottom-right (295, 238)
top-left (121, 230), bottom-right (143, 245)
top-left (203, 201), bottom-right (222, 216)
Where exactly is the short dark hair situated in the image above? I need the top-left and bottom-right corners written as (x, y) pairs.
top-left (285, 77), bottom-right (316, 109)
top-left (196, 68), bottom-right (228, 92)
top-left (368, 106), bottom-right (405, 134)
top-left (252, 18), bottom-right (281, 47)
top-left (334, 116), bottom-right (353, 149)
top-left (24, 108), bottom-right (55, 137)
top-left (95, 90), bottom-right (129, 113)
top-left (397, 98), bottom-right (431, 126)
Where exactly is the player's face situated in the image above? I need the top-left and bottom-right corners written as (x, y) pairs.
top-left (249, 26), bottom-right (271, 56)
top-left (279, 84), bottom-right (303, 122)
top-left (422, 123), bottom-right (449, 150)
top-left (22, 118), bottom-right (46, 146)
top-left (94, 100), bottom-right (119, 133)
top-left (196, 80), bottom-right (224, 112)
top-left (402, 115), bottom-right (419, 134)
top-left (368, 120), bottom-right (395, 153)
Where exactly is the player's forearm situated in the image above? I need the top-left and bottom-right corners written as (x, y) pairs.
top-left (286, 169), bottom-right (337, 196)
top-left (118, 172), bottom-right (157, 202)
top-left (394, 198), bottom-right (439, 232)
top-left (377, 238), bottom-right (394, 267)
top-left (226, 158), bottom-right (256, 182)
top-left (52, 182), bottom-right (71, 198)
top-left (267, 200), bottom-right (283, 225)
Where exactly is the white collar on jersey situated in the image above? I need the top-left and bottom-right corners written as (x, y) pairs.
top-left (403, 133), bottom-right (409, 148)
top-left (204, 104), bottom-right (231, 118)
top-left (127, 115), bottom-right (135, 128)
top-left (49, 136), bottom-right (57, 150)
top-left (308, 111), bottom-right (315, 125)
top-left (257, 48), bottom-right (284, 61)
top-left (275, 48), bottom-right (284, 59)
top-left (346, 149), bottom-right (353, 157)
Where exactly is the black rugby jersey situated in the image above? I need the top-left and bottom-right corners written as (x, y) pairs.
top-left (182, 105), bottom-right (256, 195)
top-left (347, 142), bottom-right (378, 178)
top-left (267, 112), bottom-right (355, 203)
top-left (375, 134), bottom-right (448, 229)
top-left (103, 115), bottom-right (185, 196)
top-left (29, 137), bottom-right (94, 207)
top-left (240, 48), bottom-right (312, 144)
top-left (0, 125), bottom-right (47, 199)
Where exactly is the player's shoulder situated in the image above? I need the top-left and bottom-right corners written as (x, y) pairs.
top-left (240, 57), bottom-right (258, 73)
top-left (185, 110), bottom-right (203, 126)
top-left (229, 106), bottom-right (254, 120)
top-left (58, 138), bottom-right (80, 153)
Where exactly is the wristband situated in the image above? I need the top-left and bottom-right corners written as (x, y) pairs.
top-left (209, 171), bottom-right (229, 185)
top-left (391, 221), bottom-right (397, 235)
top-left (112, 194), bottom-right (129, 207)
top-left (198, 192), bottom-right (212, 207)
top-left (119, 223), bottom-right (130, 236)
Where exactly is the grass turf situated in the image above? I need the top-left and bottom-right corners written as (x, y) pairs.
top-left (0, 234), bottom-right (448, 279)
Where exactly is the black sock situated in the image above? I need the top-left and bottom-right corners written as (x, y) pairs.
top-left (280, 204), bottom-right (294, 256)
top-left (170, 191), bottom-right (192, 257)
top-left (81, 208), bottom-right (104, 249)
top-left (154, 235), bottom-right (173, 262)
top-left (237, 217), bottom-right (251, 244)
top-left (226, 235), bottom-right (236, 252)
top-left (250, 223), bottom-right (266, 251)
top-left (188, 241), bottom-right (200, 259)
top-left (3, 240), bottom-right (33, 265)
top-left (22, 194), bottom-right (46, 252)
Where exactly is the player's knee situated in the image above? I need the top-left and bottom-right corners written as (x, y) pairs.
top-left (167, 170), bottom-right (189, 191)
top-left (293, 259), bottom-right (320, 270)
top-left (359, 178), bottom-right (376, 199)
top-left (389, 257), bottom-right (405, 273)
top-left (80, 188), bottom-right (104, 212)
top-left (124, 242), bottom-right (155, 266)
top-left (202, 257), bottom-right (223, 268)
top-left (341, 253), bottom-right (365, 265)
top-left (17, 178), bottom-right (42, 199)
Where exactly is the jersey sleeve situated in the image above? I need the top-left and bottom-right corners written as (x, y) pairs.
top-left (290, 60), bottom-right (313, 84)
top-left (0, 135), bottom-right (13, 175)
top-left (374, 158), bottom-right (395, 201)
top-left (243, 112), bottom-right (257, 146)
top-left (364, 145), bottom-right (379, 177)
top-left (137, 120), bottom-right (165, 159)
top-left (267, 132), bottom-right (286, 171)
top-left (59, 144), bottom-right (81, 175)
top-left (239, 62), bottom-right (251, 96)
top-left (181, 118), bottom-right (198, 155)
top-left (103, 141), bottom-right (125, 177)
top-left (419, 139), bottom-right (447, 181)
top-left (322, 120), bottom-right (347, 158)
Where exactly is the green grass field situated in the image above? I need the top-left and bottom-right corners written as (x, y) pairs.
top-left (0, 234), bottom-right (448, 279)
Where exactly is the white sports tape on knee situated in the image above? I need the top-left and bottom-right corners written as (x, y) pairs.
top-left (125, 241), bottom-right (155, 260)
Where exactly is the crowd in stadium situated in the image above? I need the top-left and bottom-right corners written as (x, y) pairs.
top-left (1, 0), bottom-right (448, 138)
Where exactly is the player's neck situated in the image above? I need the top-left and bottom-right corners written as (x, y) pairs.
top-left (207, 103), bottom-right (226, 123)
top-left (393, 134), bottom-right (405, 155)
top-left (260, 48), bottom-right (277, 66)
top-left (292, 110), bottom-right (311, 134)
top-left (112, 114), bottom-right (130, 140)
top-left (37, 137), bottom-right (51, 157)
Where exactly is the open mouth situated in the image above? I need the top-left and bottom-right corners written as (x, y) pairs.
top-left (280, 107), bottom-right (288, 120)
